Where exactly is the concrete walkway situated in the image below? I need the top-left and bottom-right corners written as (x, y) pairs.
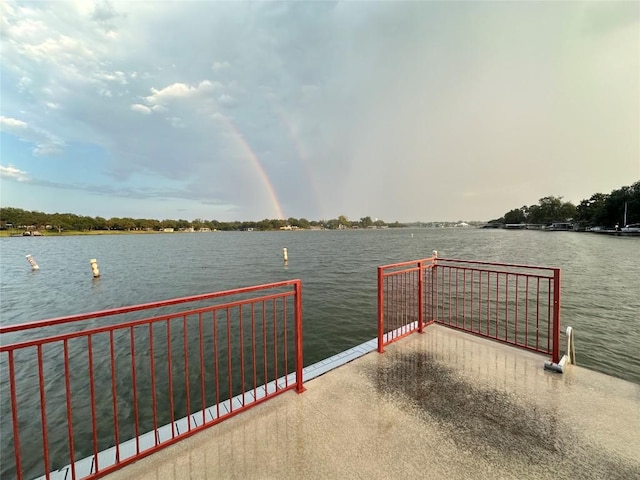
top-left (105, 325), bottom-right (640, 480)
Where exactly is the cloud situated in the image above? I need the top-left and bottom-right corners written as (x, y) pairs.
top-left (131, 103), bottom-right (151, 114)
top-left (218, 94), bottom-right (237, 107)
top-left (212, 61), bottom-right (231, 71)
top-left (91, 0), bottom-right (125, 33)
top-left (0, 164), bottom-right (29, 182)
top-left (0, 116), bottom-right (65, 155)
top-left (145, 81), bottom-right (219, 106)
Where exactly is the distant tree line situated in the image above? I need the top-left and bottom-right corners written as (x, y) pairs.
top-left (0, 208), bottom-right (401, 232)
top-left (489, 181), bottom-right (640, 229)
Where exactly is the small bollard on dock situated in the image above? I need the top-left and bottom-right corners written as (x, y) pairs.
top-left (90, 258), bottom-right (100, 278)
top-left (26, 254), bottom-right (39, 271)
top-left (283, 247), bottom-right (288, 266)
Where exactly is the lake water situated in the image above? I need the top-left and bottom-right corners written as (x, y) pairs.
top-left (2, 229), bottom-right (639, 380)
top-left (1, 229), bottom-right (639, 477)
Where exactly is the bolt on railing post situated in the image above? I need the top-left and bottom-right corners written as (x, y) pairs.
top-left (418, 261), bottom-right (424, 333)
top-left (294, 280), bottom-right (306, 393)
top-left (377, 266), bottom-right (385, 353)
top-left (552, 268), bottom-right (561, 364)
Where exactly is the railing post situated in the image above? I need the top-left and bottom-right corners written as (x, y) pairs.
top-left (377, 266), bottom-right (385, 353)
top-left (417, 261), bottom-right (424, 333)
top-left (294, 280), bottom-right (306, 393)
top-left (552, 268), bottom-right (561, 364)
top-left (432, 252), bottom-right (438, 324)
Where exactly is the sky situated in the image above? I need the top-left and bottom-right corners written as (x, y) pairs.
top-left (1, 1), bottom-right (638, 223)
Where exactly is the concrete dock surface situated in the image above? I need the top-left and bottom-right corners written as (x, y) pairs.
top-left (105, 325), bottom-right (640, 480)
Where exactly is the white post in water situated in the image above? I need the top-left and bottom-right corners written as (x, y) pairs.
top-left (283, 247), bottom-right (288, 266)
top-left (90, 258), bottom-right (100, 278)
top-left (26, 254), bottom-right (39, 271)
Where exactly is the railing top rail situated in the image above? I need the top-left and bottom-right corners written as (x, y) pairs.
top-left (378, 256), bottom-right (435, 271)
top-left (0, 279), bottom-right (301, 335)
top-left (378, 257), bottom-right (559, 275)
top-left (435, 257), bottom-right (560, 273)
top-left (0, 290), bottom-right (296, 353)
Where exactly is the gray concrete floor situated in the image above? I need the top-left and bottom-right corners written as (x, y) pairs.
top-left (105, 325), bottom-right (640, 480)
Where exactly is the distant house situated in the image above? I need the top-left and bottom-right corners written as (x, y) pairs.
top-left (200, 227), bottom-right (211, 232)
top-left (280, 225), bottom-right (292, 231)
top-left (163, 228), bottom-right (174, 233)
top-left (548, 222), bottom-right (574, 231)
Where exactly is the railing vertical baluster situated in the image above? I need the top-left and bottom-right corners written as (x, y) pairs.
top-left (403, 271), bottom-right (407, 332)
top-left (273, 299), bottom-right (278, 390)
top-left (213, 310), bottom-right (220, 419)
top-left (504, 274), bottom-right (509, 341)
top-left (391, 274), bottom-right (395, 338)
top-left (198, 313), bottom-right (205, 426)
top-left (525, 277), bottom-right (530, 348)
top-left (63, 340), bottom-right (76, 480)
top-left (408, 270), bottom-right (411, 330)
top-left (536, 277), bottom-right (541, 350)
top-left (402, 271), bottom-right (406, 333)
top-left (149, 323), bottom-right (158, 445)
top-left (239, 305), bottom-right (245, 402)
top-left (495, 272), bottom-right (499, 338)
top-left (515, 275), bottom-right (519, 345)
top-left (183, 315), bottom-right (191, 431)
top-left (37, 345), bottom-right (51, 479)
top-left (226, 308), bottom-right (232, 410)
top-left (478, 269), bottom-right (482, 332)
top-left (394, 274), bottom-right (398, 336)
top-left (448, 267), bottom-right (453, 325)
top-left (8, 351), bottom-right (23, 480)
top-left (87, 336), bottom-right (98, 474)
top-left (262, 301), bottom-right (267, 392)
top-left (167, 319), bottom-right (175, 438)
top-left (283, 296), bottom-right (289, 386)
top-left (470, 269), bottom-right (474, 332)
top-left (456, 268), bottom-right (460, 327)
top-left (462, 269), bottom-right (466, 329)
top-left (438, 266), bottom-right (447, 323)
top-left (390, 274), bottom-right (393, 336)
top-left (130, 326), bottom-right (140, 454)
top-left (109, 330), bottom-right (120, 462)
top-left (251, 303), bottom-right (257, 397)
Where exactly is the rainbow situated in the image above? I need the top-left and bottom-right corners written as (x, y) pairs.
top-left (266, 98), bottom-right (320, 217)
top-left (217, 116), bottom-right (285, 220)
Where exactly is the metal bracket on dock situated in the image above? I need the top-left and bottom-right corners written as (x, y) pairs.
top-left (544, 326), bottom-right (575, 373)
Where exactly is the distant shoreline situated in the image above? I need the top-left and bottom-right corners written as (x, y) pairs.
top-left (0, 230), bottom-right (170, 237)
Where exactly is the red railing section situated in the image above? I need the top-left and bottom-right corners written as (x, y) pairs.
top-left (377, 256), bottom-right (436, 351)
top-left (378, 257), bottom-right (561, 363)
top-left (0, 280), bottom-right (304, 480)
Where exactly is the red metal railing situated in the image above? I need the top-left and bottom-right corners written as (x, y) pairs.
top-left (0, 280), bottom-right (304, 480)
top-left (378, 258), bottom-right (561, 363)
top-left (377, 256), bottom-right (436, 352)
